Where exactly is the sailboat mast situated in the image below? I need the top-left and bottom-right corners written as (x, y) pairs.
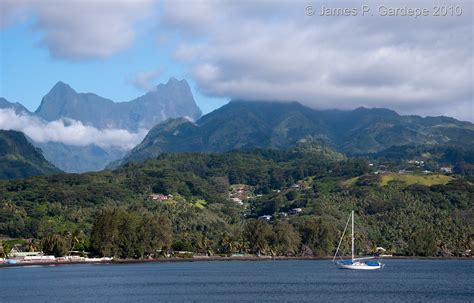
top-left (351, 210), bottom-right (354, 261)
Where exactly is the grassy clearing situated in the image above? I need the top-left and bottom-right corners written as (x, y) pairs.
top-left (341, 177), bottom-right (359, 187)
top-left (380, 173), bottom-right (453, 186)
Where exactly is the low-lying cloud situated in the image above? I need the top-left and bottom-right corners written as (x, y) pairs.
top-left (0, 109), bottom-right (147, 149)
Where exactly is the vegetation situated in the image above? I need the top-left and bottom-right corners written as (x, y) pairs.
top-left (380, 173), bottom-right (453, 186)
top-left (0, 145), bottom-right (472, 258)
top-left (113, 101), bottom-right (474, 167)
top-left (0, 130), bottom-right (60, 180)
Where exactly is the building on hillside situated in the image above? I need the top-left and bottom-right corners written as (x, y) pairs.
top-left (150, 193), bottom-right (172, 201)
top-left (290, 208), bottom-right (302, 215)
top-left (440, 167), bottom-right (453, 174)
top-left (231, 197), bottom-right (244, 205)
top-left (258, 215), bottom-right (272, 221)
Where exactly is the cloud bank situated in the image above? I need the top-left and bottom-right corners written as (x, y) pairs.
top-left (1, 0), bottom-right (472, 121)
top-left (0, 109), bottom-right (147, 149)
top-left (1, 0), bottom-right (154, 59)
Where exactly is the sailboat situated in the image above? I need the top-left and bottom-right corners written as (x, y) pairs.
top-left (333, 210), bottom-right (384, 270)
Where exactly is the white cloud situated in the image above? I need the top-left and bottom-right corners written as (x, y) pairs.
top-left (2, 0), bottom-right (154, 59)
top-left (130, 68), bottom-right (162, 91)
top-left (163, 0), bottom-right (473, 121)
top-left (0, 109), bottom-right (147, 149)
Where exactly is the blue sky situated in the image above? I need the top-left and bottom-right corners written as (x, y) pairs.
top-left (1, 1), bottom-right (472, 121)
top-left (0, 15), bottom-right (226, 114)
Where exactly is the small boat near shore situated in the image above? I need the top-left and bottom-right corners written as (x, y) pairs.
top-left (333, 210), bottom-right (384, 270)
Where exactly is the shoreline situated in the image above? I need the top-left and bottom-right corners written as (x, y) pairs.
top-left (1, 255), bottom-right (472, 268)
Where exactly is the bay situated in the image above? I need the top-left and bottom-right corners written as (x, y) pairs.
top-left (1, 260), bottom-right (473, 302)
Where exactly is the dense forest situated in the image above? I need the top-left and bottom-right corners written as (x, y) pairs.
top-left (0, 143), bottom-right (472, 258)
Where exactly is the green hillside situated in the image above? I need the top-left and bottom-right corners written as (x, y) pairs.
top-left (1, 146), bottom-right (472, 258)
top-left (0, 130), bottom-right (60, 179)
top-left (114, 101), bottom-right (474, 167)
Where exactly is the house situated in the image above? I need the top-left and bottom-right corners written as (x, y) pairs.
top-left (258, 215), bottom-right (272, 221)
top-left (8, 244), bottom-right (41, 258)
top-left (440, 167), bottom-right (453, 174)
top-left (231, 197), bottom-right (244, 205)
top-left (150, 193), bottom-right (171, 201)
top-left (7, 244), bottom-right (54, 262)
top-left (290, 208), bottom-right (302, 215)
top-left (408, 160), bottom-right (424, 166)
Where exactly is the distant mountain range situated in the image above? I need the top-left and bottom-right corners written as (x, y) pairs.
top-left (0, 78), bottom-right (202, 172)
top-left (112, 100), bottom-right (474, 166)
top-left (2, 79), bottom-right (473, 175)
top-left (35, 78), bottom-right (201, 131)
top-left (0, 130), bottom-right (60, 179)
top-left (0, 97), bottom-right (30, 114)
top-left (32, 141), bottom-right (126, 173)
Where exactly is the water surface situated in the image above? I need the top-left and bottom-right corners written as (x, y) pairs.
top-left (1, 259), bottom-right (472, 302)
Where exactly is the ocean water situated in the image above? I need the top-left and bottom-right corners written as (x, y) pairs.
top-left (0, 259), bottom-right (473, 302)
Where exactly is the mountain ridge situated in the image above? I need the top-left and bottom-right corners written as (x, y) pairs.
top-left (0, 130), bottom-right (60, 179)
top-left (113, 100), bottom-right (474, 166)
top-left (35, 78), bottom-right (202, 131)
top-left (0, 78), bottom-right (203, 172)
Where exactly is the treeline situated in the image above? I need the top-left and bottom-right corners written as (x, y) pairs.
top-left (85, 208), bottom-right (335, 258)
top-left (90, 208), bottom-right (171, 258)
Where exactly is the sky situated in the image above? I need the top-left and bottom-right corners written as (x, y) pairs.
top-left (0, 0), bottom-right (473, 122)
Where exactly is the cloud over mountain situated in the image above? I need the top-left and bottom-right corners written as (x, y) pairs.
top-left (0, 109), bottom-right (147, 149)
top-left (163, 0), bottom-right (473, 121)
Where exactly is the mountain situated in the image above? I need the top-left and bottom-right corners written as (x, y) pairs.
top-left (0, 97), bottom-right (31, 114)
top-left (114, 100), bottom-right (474, 166)
top-left (33, 141), bottom-right (127, 173)
top-left (0, 130), bottom-right (60, 179)
top-left (35, 78), bottom-right (202, 131)
top-left (1, 78), bottom-right (202, 173)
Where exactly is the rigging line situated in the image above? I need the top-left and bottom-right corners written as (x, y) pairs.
top-left (333, 212), bottom-right (351, 262)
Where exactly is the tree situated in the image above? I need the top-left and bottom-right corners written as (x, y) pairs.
top-left (406, 226), bottom-right (438, 256)
top-left (138, 214), bottom-right (172, 257)
top-left (244, 219), bottom-right (274, 255)
top-left (272, 221), bottom-right (301, 256)
top-left (296, 217), bottom-right (336, 256)
top-left (41, 234), bottom-right (69, 257)
top-left (90, 208), bottom-right (122, 257)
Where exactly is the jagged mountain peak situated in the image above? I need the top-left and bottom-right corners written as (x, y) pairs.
top-left (0, 97), bottom-right (31, 114)
top-left (50, 81), bottom-right (75, 92)
top-left (33, 78), bottom-right (202, 132)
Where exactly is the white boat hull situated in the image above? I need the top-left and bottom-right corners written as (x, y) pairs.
top-left (335, 261), bottom-right (383, 270)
